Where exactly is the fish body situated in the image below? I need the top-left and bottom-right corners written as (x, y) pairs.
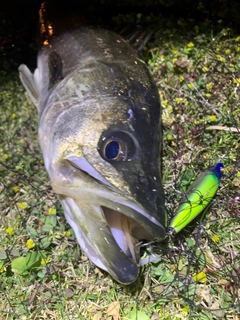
top-left (169, 163), bottom-right (224, 234)
top-left (19, 3), bottom-right (166, 284)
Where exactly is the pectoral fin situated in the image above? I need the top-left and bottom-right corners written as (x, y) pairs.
top-left (19, 64), bottom-right (40, 108)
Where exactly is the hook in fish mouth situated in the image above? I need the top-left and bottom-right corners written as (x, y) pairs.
top-left (51, 159), bottom-right (165, 284)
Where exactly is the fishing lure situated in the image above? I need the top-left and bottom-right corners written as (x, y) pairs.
top-left (169, 163), bottom-right (224, 234)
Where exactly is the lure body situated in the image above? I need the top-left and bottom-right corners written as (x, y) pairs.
top-left (169, 163), bottom-right (224, 234)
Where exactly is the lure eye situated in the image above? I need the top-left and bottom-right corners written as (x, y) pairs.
top-left (98, 131), bottom-right (136, 162)
top-left (103, 138), bottom-right (124, 161)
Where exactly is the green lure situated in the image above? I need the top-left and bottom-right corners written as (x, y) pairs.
top-left (169, 163), bottom-right (224, 234)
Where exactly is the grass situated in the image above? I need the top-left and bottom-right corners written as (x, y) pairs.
top-left (0, 13), bottom-right (240, 320)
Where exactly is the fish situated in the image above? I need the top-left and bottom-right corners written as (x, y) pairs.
top-left (18, 3), bottom-right (166, 284)
top-left (169, 163), bottom-right (224, 234)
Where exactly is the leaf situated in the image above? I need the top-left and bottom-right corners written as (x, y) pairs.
top-left (0, 250), bottom-right (7, 260)
top-left (45, 215), bottom-right (57, 227)
top-left (21, 251), bottom-right (41, 270)
top-left (92, 312), bottom-right (102, 320)
top-left (166, 61), bottom-right (174, 72)
top-left (41, 215), bottom-right (58, 232)
top-left (11, 257), bottom-right (30, 275)
top-left (11, 252), bottom-right (41, 275)
top-left (40, 236), bottom-right (51, 249)
top-left (218, 279), bottom-right (231, 286)
top-left (107, 301), bottom-right (120, 320)
top-left (128, 309), bottom-right (151, 320)
top-left (10, 248), bottom-right (20, 257)
top-left (37, 269), bottom-right (47, 279)
top-left (28, 227), bottom-right (38, 237)
top-left (206, 125), bottom-right (239, 133)
top-left (185, 237), bottom-right (195, 248)
top-left (42, 224), bottom-right (54, 232)
top-left (177, 258), bottom-right (183, 271)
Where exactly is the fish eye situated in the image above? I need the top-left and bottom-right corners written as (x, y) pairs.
top-left (103, 138), bottom-right (124, 161)
top-left (98, 131), bottom-right (136, 162)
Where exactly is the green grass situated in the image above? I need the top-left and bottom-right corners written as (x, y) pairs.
top-left (0, 15), bottom-right (239, 320)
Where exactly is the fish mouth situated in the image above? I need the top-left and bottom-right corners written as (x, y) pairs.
top-left (51, 159), bottom-right (165, 284)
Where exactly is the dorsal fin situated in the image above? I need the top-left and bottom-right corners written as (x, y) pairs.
top-left (122, 27), bottom-right (154, 52)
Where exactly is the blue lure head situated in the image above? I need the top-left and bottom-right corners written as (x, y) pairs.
top-left (212, 162), bottom-right (224, 180)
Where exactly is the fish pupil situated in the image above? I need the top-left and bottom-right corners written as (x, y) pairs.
top-left (105, 140), bottom-right (120, 160)
top-left (98, 131), bottom-right (135, 162)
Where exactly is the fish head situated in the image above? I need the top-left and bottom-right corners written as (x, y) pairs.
top-left (20, 26), bottom-right (166, 284)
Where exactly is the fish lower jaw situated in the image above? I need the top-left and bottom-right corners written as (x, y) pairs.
top-left (59, 196), bottom-right (157, 284)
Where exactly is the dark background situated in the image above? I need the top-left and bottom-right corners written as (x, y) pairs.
top-left (1, 0), bottom-right (240, 30)
top-left (0, 0), bottom-right (239, 70)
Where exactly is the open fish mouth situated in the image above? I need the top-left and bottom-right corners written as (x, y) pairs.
top-left (51, 162), bottom-right (165, 284)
